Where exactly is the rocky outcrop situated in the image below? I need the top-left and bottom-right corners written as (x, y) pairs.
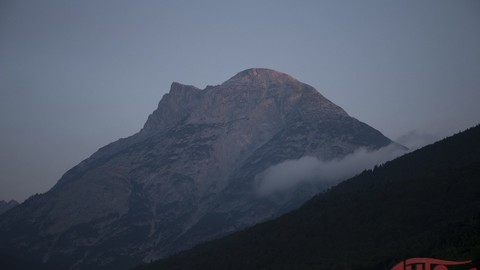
top-left (0, 68), bottom-right (397, 270)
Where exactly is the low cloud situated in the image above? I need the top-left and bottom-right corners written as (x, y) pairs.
top-left (254, 144), bottom-right (407, 197)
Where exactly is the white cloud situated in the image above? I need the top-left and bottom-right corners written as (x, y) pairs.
top-left (254, 144), bottom-right (407, 197)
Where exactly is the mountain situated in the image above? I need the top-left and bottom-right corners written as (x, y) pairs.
top-left (138, 124), bottom-right (480, 270)
top-left (0, 200), bottom-right (18, 215)
top-left (0, 68), bottom-right (397, 270)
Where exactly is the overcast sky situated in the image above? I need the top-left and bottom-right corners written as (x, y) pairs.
top-left (1, 0), bottom-right (479, 202)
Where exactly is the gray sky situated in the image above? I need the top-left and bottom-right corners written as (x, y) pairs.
top-left (1, 0), bottom-right (479, 202)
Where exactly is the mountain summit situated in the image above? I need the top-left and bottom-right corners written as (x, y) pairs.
top-left (0, 68), bottom-right (397, 270)
top-left (222, 68), bottom-right (305, 87)
top-left (143, 68), bottom-right (348, 135)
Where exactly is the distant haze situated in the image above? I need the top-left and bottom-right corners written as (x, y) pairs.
top-left (1, 0), bottom-right (480, 202)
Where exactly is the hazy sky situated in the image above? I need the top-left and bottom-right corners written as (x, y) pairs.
top-left (1, 0), bottom-right (479, 202)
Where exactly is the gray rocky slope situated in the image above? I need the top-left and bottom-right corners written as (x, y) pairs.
top-left (0, 68), bottom-right (396, 270)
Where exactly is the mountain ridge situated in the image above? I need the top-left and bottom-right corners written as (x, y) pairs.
top-left (0, 200), bottom-right (18, 215)
top-left (0, 68), bottom-right (398, 270)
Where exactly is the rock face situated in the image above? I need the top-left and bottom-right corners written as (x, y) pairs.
top-left (0, 68), bottom-right (396, 270)
top-left (0, 200), bottom-right (18, 215)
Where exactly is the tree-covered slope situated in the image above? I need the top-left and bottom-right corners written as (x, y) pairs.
top-left (138, 124), bottom-right (480, 270)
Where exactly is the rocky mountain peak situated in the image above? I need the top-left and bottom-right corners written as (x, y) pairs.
top-left (169, 81), bottom-right (200, 95)
top-left (224, 68), bottom-right (299, 85)
top-left (0, 69), bottom-right (397, 270)
top-left (142, 82), bottom-right (201, 134)
top-left (143, 68), bottom-right (347, 135)
top-left (229, 68), bottom-right (299, 82)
